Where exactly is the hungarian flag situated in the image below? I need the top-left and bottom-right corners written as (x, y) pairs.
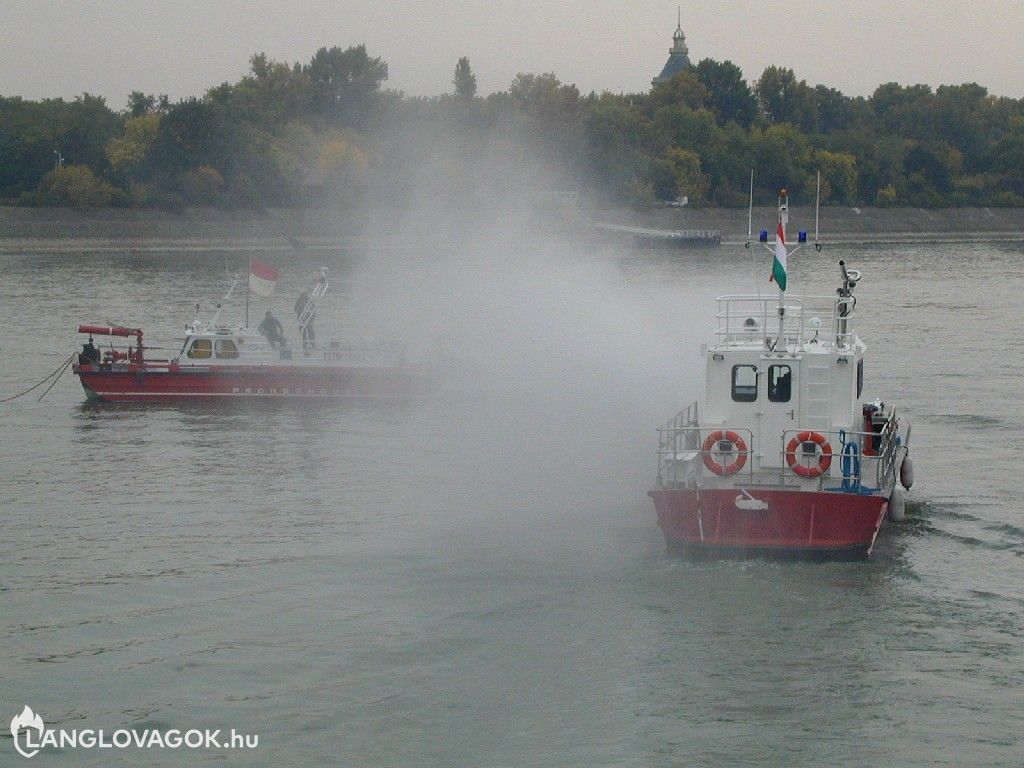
top-left (770, 220), bottom-right (787, 291)
top-left (249, 258), bottom-right (278, 297)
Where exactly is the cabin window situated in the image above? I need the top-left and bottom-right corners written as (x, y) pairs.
top-left (187, 339), bottom-right (212, 359)
top-left (768, 364), bottom-right (792, 402)
top-left (856, 359), bottom-right (864, 398)
top-left (215, 339), bottom-right (239, 359)
top-left (731, 365), bottom-right (758, 402)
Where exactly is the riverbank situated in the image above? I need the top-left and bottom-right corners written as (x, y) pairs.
top-left (600, 205), bottom-right (1024, 244)
top-left (2, 205), bottom-right (1024, 253)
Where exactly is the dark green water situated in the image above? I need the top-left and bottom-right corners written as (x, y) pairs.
top-left (1, 240), bottom-right (1022, 766)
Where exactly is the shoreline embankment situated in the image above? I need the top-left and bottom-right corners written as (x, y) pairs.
top-left (2, 205), bottom-right (1024, 254)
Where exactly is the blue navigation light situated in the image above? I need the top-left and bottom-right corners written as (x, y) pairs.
top-left (759, 229), bottom-right (769, 242)
top-left (798, 230), bottom-right (808, 242)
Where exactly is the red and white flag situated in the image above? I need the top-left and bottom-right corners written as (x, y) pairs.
top-left (249, 258), bottom-right (278, 297)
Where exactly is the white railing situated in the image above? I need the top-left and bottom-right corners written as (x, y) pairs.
top-left (713, 294), bottom-right (856, 349)
top-left (655, 408), bottom-right (903, 491)
top-left (780, 414), bottom-right (901, 490)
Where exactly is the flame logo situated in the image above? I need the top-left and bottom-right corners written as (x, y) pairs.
top-left (10, 705), bottom-right (44, 758)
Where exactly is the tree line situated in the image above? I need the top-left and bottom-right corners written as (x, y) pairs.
top-left (2, 44), bottom-right (1023, 209)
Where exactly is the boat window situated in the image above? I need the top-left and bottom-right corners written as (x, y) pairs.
top-left (856, 359), bottom-right (864, 398)
top-left (768, 364), bottom-right (792, 402)
top-left (731, 365), bottom-right (758, 402)
top-left (187, 339), bottom-right (212, 359)
top-left (215, 339), bottom-right (239, 359)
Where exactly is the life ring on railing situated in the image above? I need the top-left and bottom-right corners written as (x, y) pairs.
top-left (702, 430), bottom-right (748, 476)
top-left (785, 431), bottom-right (833, 478)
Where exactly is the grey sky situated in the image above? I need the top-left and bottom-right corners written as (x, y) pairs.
top-left (2, 0), bottom-right (1022, 109)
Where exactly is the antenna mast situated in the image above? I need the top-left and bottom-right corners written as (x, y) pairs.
top-left (814, 170), bottom-right (821, 248)
top-left (746, 169), bottom-right (754, 244)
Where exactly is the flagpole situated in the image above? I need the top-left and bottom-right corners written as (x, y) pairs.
top-left (748, 169), bottom-right (761, 300)
top-left (245, 254), bottom-right (251, 328)
top-left (777, 189), bottom-right (788, 346)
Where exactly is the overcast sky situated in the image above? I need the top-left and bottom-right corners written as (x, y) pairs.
top-left (2, 0), bottom-right (1022, 109)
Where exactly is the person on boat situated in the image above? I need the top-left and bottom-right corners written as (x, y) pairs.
top-left (294, 290), bottom-right (315, 349)
top-left (258, 310), bottom-right (285, 348)
top-left (79, 336), bottom-right (100, 365)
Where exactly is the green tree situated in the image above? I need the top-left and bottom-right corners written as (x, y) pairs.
top-left (105, 114), bottom-right (160, 178)
top-left (647, 71), bottom-right (708, 114)
top-left (509, 73), bottom-right (580, 116)
top-left (812, 86), bottom-right (866, 134)
top-left (986, 120), bottom-right (1024, 194)
top-left (810, 149), bottom-right (857, 203)
top-left (665, 146), bottom-right (708, 203)
top-left (581, 93), bottom-right (650, 202)
top-left (127, 91), bottom-right (156, 117)
top-left (756, 66), bottom-right (817, 132)
top-left (453, 57), bottom-right (477, 100)
top-left (693, 59), bottom-right (757, 128)
top-left (55, 94), bottom-right (123, 172)
top-left (180, 165), bottom-right (225, 205)
top-left (751, 124), bottom-right (812, 193)
top-left (149, 99), bottom-right (240, 174)
top-left (305, 45), bottom-right (388, 125)
top-left (225, 53), bottom-right (311, 123)
top-left (903, 141), bottom-right (962, 198)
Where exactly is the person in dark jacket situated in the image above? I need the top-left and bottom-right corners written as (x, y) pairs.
top-left (79, 336), bottom-right (100, 365)
top-left (258, 311), bottom-right (285, 348)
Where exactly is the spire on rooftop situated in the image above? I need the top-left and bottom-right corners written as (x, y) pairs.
top-left (653, 7), bottom-right (692, 86)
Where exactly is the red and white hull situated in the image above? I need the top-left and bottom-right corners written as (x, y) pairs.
top-left (73, 364), bottom-right (430, 403)
top-left (649, 488), bottom-right (888, 559)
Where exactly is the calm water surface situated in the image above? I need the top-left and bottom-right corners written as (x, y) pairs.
top-left (1, 239), bottom-right (1022, 767)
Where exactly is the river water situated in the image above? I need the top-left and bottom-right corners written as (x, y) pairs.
top-left (1, 236), bottom-right (1022, 767)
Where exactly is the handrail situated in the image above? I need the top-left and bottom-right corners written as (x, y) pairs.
top-left (712, 294), bottom-right (856, 349)
top-left (656, 423), bottom-right (755, 486)
top-left (655, 405), bottom-right (902, 491)
top-left (780, 415), bottom-right (900, 488)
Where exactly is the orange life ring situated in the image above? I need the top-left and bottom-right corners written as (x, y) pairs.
top-left (702, 430), bottom-right (748, 476)
top-left (785, 431), bottom-right (833, 478)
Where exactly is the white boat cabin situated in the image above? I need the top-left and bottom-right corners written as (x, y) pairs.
top-left (702, 292), bottom-right (865, 469)
top-left (174, 324), bottom-right (403, 368)
top-left (659, 263), bottom-right (903, 493)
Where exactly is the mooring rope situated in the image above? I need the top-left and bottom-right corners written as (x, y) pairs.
top-left (0, 352), bottom-right (76, 404)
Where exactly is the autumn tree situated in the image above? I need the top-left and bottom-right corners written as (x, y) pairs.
top-left (37, 164), bottom-right (116, 206)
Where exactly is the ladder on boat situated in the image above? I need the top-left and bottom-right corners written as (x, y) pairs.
top-left (804, 359), bottom-right (831, 425)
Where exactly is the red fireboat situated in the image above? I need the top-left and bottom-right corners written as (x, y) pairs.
top-left (649, 186), bottom-right (913, 559)
top-left (72, 267), bottom-right (435, 403)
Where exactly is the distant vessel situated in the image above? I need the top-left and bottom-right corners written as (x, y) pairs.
top-left (594, 222), bottom-right (722, 249)
top-left (72, 266), bottom-right (434, 403)
top-left (649, 187), bottom-right (913, 558)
